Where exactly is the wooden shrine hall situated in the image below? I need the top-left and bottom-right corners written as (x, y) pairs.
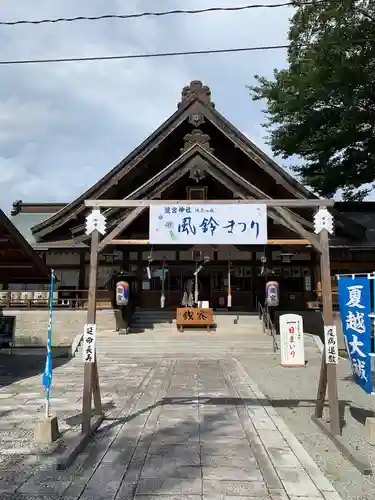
top-left (5, 80), bottom-right (375, 312)
top-left (0, 209), bottom-right (50, 286)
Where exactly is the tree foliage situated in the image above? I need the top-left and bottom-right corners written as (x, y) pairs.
top-left (250, 0), bottom-right (375, 200)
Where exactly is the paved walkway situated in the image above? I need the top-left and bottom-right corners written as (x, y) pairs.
top-left (0, 333), bottom-right (342, 499)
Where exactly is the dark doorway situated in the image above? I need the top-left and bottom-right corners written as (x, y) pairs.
top-left (198, 274), bottom-right (211, 303)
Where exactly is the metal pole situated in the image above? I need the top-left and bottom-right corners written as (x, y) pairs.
top-left (194, 263), bottom-right (199, 305)
top-left (43, 269), bottom-right (55, 419)
top-left (227, 259), bottom-right (232, 308)
top-left (161, 258), bottom-right (165, 309)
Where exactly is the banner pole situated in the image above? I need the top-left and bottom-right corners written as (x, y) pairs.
top-left (43, 269), bottom-right (55, 419)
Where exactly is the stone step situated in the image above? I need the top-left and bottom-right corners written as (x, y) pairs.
top-left (127, 323), bottom-right (261, 329)
top-left (130, 318), bottom-right (261, 325)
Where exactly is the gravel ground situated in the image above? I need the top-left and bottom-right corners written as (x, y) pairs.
top-left (239, 334), bottom-right (375, 500)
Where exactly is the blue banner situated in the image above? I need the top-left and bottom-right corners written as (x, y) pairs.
top-left (42, 270), bottom-right (54, 392)
top-left (338, 276), bottom-right (372, 394)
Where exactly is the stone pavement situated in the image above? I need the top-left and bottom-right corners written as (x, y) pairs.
top-left (0, 333), bottom-right (342, 499)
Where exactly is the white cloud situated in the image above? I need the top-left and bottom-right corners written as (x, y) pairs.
top-left (0, 0), bottom-right (293, 210)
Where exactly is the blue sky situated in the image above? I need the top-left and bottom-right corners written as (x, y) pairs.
top-left (0, 0), bottom-right (293, 212)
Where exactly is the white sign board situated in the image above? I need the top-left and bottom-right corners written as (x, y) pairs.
top-left (324, 325), bottom-right (338, 364)
top-left (83, 324), bottom-right (96, 363)
top-left (279, 314), bottom-right (305, 367)
top-left (149, 203), bottom-right (267, 245)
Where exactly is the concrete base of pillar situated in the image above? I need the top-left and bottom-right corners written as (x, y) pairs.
top-left (34, 414), bottom-right (60, 444)
top-left (364, 417), bottom-right (375, 445)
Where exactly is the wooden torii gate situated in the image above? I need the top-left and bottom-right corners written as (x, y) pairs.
top-left (57, 198), bottom-right (371, 473)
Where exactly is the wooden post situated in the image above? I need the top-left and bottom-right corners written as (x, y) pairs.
top-left (82, 229), bottom-right (102, 434)
top-left (314, 228), bottom-right (340, 435)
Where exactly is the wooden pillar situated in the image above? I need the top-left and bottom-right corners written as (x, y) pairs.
top-left (314, 250), bottom-right (322, 302)
top-left (137, 250), bottom-right (143, 308)
top-left (78, 251), bottom-right (86, 307)
top-left (251, 250), bottom-right (258, 309)
top-left (82, 229), bottom-right (103, 434)
top-left (122, 248), bottom-right (129, 273)
top-left (315, 228), bottom-right (340, 435)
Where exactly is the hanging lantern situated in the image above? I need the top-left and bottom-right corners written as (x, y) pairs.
top-left (116, 281), bottom-right (129, 306)
top-left (265, 281), bottom-right (279, 307)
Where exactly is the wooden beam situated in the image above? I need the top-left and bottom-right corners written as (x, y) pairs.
top-left (201, 149), bottom-right (315, 230)
top-left (71, 147), bottom-right (200, 238)
top-left (85, 198), bottom-right (335, 208)
top-left (75, 157), bottom-right (199, 246)
top-left (267, 239), bottom-right (310, 245)
top-left (111, 239), bottom-right (150, 245)
top-left (109, 238), bottom-right (310, 246)
top-left (0, 263), bottom-right (33, 268)
top-left (202, 162), bottom-right (299, 234)
top-left (331, 261), bottom-right (375, 270)
top-left (98, 207), bottom-right (145, 252)
top-left (274, 209), bottom-right (323, 254)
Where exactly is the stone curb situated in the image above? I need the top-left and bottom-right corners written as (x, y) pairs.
top-left (234, 358), bottom-right (343, 500)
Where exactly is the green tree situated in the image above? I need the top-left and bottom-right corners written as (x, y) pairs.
top-left (250, 0), bottom-right (375, 200)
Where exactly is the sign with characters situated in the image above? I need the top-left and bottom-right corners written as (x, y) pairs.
top-left (83, 324), bottom-right (96, 364)
top-left (279, 314), bottom-right (305, 367)
top-left (265, 281), bottom-right (279, 307)
top-left (116, 281), bottom-right (129, 306)
top-left (149, 204), bottom-right (267, 245)
top-left (338, 276), bottom-right (372, 394)
top-left (324, 325), bottom-right (338, 364)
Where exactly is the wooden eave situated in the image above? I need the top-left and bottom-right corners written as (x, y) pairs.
top-left (0, 209), bottom-right (51, 282)
top-left (198, 100), bottom-right (365, 240)
top-left (31, 93), bottom-right (364, 241)
top-left (31, 97), bottom-right (202, 240)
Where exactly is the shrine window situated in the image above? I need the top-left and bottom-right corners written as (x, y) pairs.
top-left (187, 186), bottom-right (207, 200)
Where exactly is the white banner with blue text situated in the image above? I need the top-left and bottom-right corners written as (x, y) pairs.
top-left (149, 203), bottom-right (267, 245)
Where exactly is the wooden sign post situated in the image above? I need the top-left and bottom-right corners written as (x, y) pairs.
top-left (314, 224), bottom-right (340, 435)
top-left (82, 229), bottom-right (103, 433)
top-left (81, 209), bottom-right (107, 434)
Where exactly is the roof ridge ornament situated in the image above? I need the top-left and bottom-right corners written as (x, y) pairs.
top-left (178, 80), bottom-right (215, 108)
top-left (11, 200), bottom-right (22, 216)
top-left (181, 129), bottom-right (214, 154)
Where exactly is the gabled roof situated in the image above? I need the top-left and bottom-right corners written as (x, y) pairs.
top-left (30, 80), bottom-right (364, 242)
top-left (0, 209), bottom-right (51, 282)
top-left (31, 80), bottom-right (322, 241)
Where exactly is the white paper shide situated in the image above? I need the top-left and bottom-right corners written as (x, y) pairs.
top-left (313, 208), bottom-right (334, 234)
top-left (279, 314), bottom-right (305, 367)
top-left (85, 209), bottom-right (107, 236)
top-left (325, 325), bottom-right (338, 364)
top-left (83, 324), bottom-right (96, 363)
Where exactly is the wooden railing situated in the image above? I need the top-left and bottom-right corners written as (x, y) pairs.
top-left (0, 289), bottom-right (113, 309)
top-left (258, 301), bottom-right (279, 352)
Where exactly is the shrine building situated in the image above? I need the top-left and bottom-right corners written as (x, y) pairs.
top-left (4, 80), bottom-right (375, 313)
